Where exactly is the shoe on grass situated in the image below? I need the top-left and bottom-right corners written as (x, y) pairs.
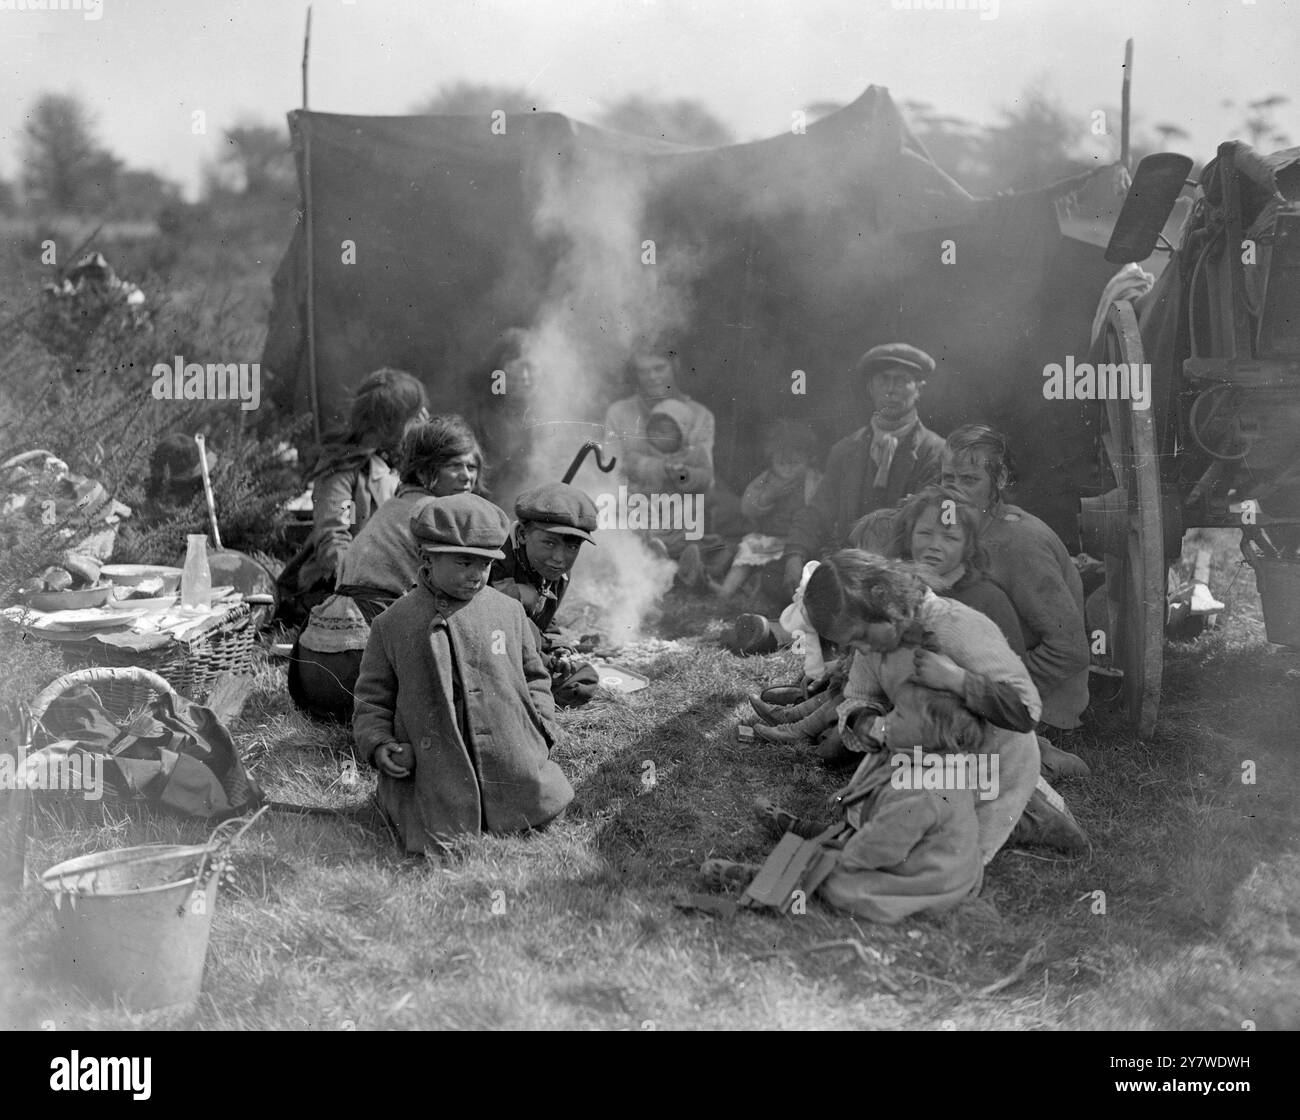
top-left (731, 613), bottom-right (778, 656)
top-left (700, 858), bottom-right (760, 891)
top-left (750, 693), bottom-right (796, 724)
top-left (1037, 736), bottom-right (1092, 781)
top-left (760, 684), bottom-right (806, 707)
top-left (1009, 782), bottom-right (1089, 853)
top-left (1189, 582), bottom-right (1225, 614)
top-left (754, 722), bottom-right (809, 744)
top-left (753, 796), bottom-right (832, 839)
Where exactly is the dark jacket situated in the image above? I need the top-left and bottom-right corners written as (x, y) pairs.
top-left (944, 570), bottom-right (1026, 658)
top-left (352, 579), bottom-right (573, 852)
top-left (784, 422), bottom-right (945, 560)
top-left (980, 503), bottom-right (1090, 730)
top-left (489, 529), bottom-right (568, 649)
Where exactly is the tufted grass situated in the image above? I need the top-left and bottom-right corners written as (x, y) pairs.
top-left (1, 531), bottom-right (1296, 1031)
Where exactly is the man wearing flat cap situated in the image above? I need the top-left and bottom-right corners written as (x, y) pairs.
top-left (490, 482), bottom-right (601, 708)
top-left (780, 343), bottom-right (946, 595)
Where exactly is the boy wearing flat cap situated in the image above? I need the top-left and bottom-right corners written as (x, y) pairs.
top-left (781, 343), bottom-right (946, 595)
top-left (353, 492), bottom-right (574, 853)
top-left (490, 482), bottom-right (601, 709)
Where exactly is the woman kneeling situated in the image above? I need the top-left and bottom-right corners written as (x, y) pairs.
top-left (712, 681), bottom-right (986, 923)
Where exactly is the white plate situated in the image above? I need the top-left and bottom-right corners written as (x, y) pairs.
top-left (590, 661), bottom-right (650, 694)
top-left (36, 608), bottom-right (145, 632)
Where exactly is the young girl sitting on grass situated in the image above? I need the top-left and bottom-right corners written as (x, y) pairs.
top-left (706, 681), bottom-right (986, 924)
top-left (352, 493), bottom-right (574, 855)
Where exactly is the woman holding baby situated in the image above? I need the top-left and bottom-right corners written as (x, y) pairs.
top-left (704, 550), bottom-right (1049, 922)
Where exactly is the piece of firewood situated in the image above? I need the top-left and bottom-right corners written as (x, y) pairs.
top-left (205, 672), bottom-right (254, 724)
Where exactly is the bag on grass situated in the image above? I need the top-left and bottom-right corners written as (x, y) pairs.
top-left (37, 684), bottom-right (262, 821)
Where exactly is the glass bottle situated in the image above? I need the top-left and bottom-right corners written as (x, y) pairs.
top-left (181, 534), bottom-right (212, 611)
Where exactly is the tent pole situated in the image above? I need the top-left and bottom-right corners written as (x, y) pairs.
top-left (301, 6), bottom-right (322, 444)
top-left (302, 5), bottom-right (312, 110)
top-left (1120, 38), bottom-right (1133, 170)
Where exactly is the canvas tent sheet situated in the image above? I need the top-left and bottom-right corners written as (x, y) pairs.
top-left (263, 86), bottom-right (1117, 538)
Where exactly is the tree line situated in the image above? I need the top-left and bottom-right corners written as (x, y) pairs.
top-left (4, 83), bottom-right (1290, 223)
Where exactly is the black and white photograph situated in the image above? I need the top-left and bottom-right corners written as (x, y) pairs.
top-left (0, 0), bottom-right (1296, 1048)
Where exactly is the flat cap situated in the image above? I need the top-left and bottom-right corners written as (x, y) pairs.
top-left (855, 343), bottom-right (936, 378)
top-left (514, 482), bottom-right (598, 544)
top-left (411, 493), bottom-right (510, 559)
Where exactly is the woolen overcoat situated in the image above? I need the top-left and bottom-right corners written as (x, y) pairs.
top-left (353, 580), bottom-right (573, 852)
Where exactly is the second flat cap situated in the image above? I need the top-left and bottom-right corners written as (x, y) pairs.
top-left (514, 482), bottom-right (598, 544)
top-left (855, 343), bottom-right (936, 378)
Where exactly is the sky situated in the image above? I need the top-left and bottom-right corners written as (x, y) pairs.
top-left (0, 0), bottom-right (1297, 199)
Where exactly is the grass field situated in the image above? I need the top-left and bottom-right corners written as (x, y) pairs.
top-left (1, 533), bottom-right (1298, 1031)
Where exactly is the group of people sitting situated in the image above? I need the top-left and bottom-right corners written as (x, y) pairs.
top-left (268, 336), bottom-right (1096, 925)
top-left (281, 368), bottom-right (603, 727)
top-left (695, 343), bottom-right (1098, 918)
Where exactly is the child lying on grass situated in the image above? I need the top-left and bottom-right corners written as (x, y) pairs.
top-left (705, 683), bottom-right (985, 924)
top-left (352, 493), bottom-right (574, 855)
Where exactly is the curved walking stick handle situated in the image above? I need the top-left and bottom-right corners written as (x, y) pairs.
top-left (561, 441), bottom-right (618, 484)
top-left (591, 445), bottom-right (617, 474)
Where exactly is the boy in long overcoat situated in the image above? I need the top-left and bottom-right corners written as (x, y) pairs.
top-left (353, 493), bottom-right (574, 853)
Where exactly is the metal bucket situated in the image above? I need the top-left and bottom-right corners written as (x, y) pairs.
top-left (40, 843), bottom-right (218, 1010)
top-left (1255, 557), bottom-right (1300, 647)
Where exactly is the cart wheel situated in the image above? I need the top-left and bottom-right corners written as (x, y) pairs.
top-left (1094, 300), bottom-right (1167, 738)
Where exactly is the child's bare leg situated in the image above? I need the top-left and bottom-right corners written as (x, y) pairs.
top-left (1193, 545), bottom-right (1212, 588)
top-left (1189, 545), bottom-right (1223, 613)
top-left (716, 563), bottom-right (753, 599)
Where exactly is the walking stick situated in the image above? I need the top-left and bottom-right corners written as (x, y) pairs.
top-left (561, 441), bottom-right (617, 484)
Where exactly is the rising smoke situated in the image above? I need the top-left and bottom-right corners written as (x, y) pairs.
top-left (509, 139), bottom-right (704, 643)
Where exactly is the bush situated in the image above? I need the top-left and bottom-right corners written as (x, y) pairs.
top-left (0, 622), bottom-right (66, 711)
top-left (0, 261), bottom-right (305, 603)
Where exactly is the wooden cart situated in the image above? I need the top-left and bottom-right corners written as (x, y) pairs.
top-left (1081, 141), bottom-right (1300, 736)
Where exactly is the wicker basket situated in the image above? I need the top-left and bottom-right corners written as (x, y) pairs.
top-left (23, 667), bottom-right (179, 821)
top-left (30, 666), bottom-right (176, 730)
top-left (59, 603), bottom-right (253, 702)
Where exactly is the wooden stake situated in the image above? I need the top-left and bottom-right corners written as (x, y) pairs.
top-left (300, 5), bottom-right (310, 110)
top-left (1120, 38), bottom-right (1134, 169)
top-left (301, 6), bottom-right (322, 444)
